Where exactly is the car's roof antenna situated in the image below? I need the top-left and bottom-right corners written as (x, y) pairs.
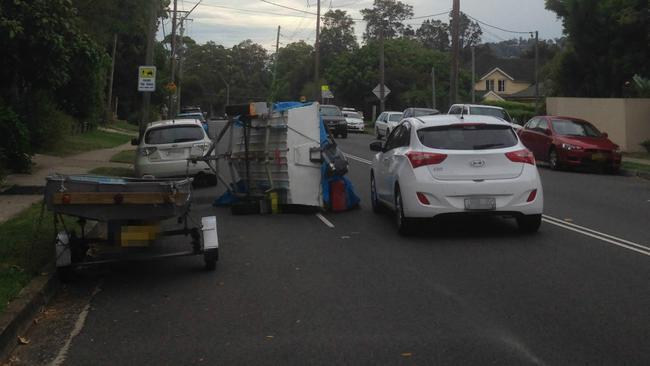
top-left (459, 105), bottom-right (465, 120)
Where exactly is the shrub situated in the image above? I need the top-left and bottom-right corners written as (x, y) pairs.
top-left (0, 102), bottom-right (32, 175)
top-left (25, 91), bottom-right (74, 152)
top-left (483, 100), bottom-right (536, 112)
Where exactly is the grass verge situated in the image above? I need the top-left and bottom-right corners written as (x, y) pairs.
top-left (622, 161), bottom-right (650, 174)
top-left (42, 129), bottom-right (131, 157)
top-left (110, 150), bottom-right (135, 164)
top-left (88, 167), bottom-right (134, 177)
top-left (111, 120), bottom-right (140, 133)
top-left (0, 204), bottom-right (75, 313)
top-left (623, 151), bottom-right (650, 160)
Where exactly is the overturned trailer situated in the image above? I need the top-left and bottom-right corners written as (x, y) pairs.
top-left (204, 102), bottom-right (359, 212)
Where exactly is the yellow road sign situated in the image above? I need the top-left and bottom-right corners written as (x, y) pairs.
top-left (140, 67), bottom-right (156, 78)
top-left (321, 85), bottom-right (329, 91)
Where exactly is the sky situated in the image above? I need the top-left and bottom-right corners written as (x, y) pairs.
top-left (161, 0), bottom-right (564, 50)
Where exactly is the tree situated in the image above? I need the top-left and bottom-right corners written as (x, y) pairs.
top-left (360, 0), bottom-right (414, 41)
top-left (274, 41), bottom-right (314, 100)
top-left (416, 19), bottom-right (449, 51)
top-left (320, 10), bottom-right (358, 72)
top-left (545, 0), bottom-right (650, 97)
top-left (457, 12), bottom-right (482, 50)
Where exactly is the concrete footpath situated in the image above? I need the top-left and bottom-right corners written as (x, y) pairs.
top-left (0, 142), bottom-right (133, 223)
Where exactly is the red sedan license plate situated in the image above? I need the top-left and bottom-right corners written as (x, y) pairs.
top-left (592, 153), bottom-right (606, 161)
top-left (464, 197), bottom-right (496, 210)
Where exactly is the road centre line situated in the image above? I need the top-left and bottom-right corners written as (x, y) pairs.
top-left (342, 151), bottom-right (650, 258)
top-left (344, 153), bottom-right (372, 165)
top-left (316, 213), bottom-right (335, 228)
top-left (542, 215), bottom-right (650, 253)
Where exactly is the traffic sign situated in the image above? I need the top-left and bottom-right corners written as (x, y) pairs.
top-left (322, 90), bottom-right (334, 99)
top-left (138, 66), bottom-right (156, 92)
top-left (372, 84), bottom-right (391, 100)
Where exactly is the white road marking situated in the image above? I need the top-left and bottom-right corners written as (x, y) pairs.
top-left (50, 283), bottom-right (103, 366)
top-left (343, 153), bottom-right (372, 165)
top-left (316, 213), bottom-right (335, 228)
top-left (342, 151), bottom-right (650, 258)
top-left (541, 218), bottom-right (650, 257)
top-left (542, 215), bottom-right (650, 254)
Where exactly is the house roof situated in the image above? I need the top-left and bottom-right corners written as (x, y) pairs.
top-left (474, 55), bottom-right (535, 83)
top-left (510, 82), bottom-right (546, 98)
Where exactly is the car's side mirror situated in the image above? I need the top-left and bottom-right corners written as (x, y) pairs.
top-left (131, 138), bottom-right (139, 146)
top-left (543, 128), bottom-right (552, 136)
top-left (601, 132), bottom-right (608, 138)
top-left (369, 141), bottom-right (383, 152)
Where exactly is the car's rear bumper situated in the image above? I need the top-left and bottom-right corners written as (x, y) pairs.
top-left (135, 158), bottom-right (212, 178)
top-left (401, 166), bottom-right (543, 218)
top-left (559, 150), bottom-right (621, 168)
top-left (347, 124), bottom-right (365, 132)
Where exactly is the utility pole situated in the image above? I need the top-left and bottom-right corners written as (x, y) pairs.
top-left (169, 0), bottom-right (178, 117)
top-left (431, 67), bottom-right (436, 109)
top-left (139, 0), bottom-right (157, 138)
top-left (106, 33), bottom-right (117, 123)
top-left (450, 0), bottom-right (460, 105)
top-left (471, 46), bottom-right (475, 103)
top-left (314, 0), bottom-right (321, 103)
top-left (271, 25), bottom-right (281, 102)
top-left (176, 17), bottom-right (190, 113)
top-left (379, 25), bottom-right (385, 113)
top-left (534, 30), bottom-right (539, 110)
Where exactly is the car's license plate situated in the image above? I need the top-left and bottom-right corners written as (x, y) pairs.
top-left (165, 148), bottom-right (186, 158)
top-left (592, 152), bottom-right (606, 161)
top-left (464, 197), bottom-right (496, 210)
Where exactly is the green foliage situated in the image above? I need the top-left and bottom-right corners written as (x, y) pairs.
top-left (545, 0), bottom-right (650, 97)
top-left (88, 166), bottom-right (134, 177)
top-left (274, 41), bottom-right (314, 100)
top-left (26, 92), bottom-right (74, 152)
top-left (361, 0), bottom-right (414, 41)
top-left (0, 102), bottom-right (31, 176)
top-left (632, 75), bottom-right (650, 97)
top-left (483, 100), bottom-right (538, 124)
top-left (416, 20), bottom-right (449, 51)
top-left (110, 150), bottom-right (136, 164)
top-left (0, 203), bottom-right (75, 312)
top-left (320, 10), bottom-right (358, 74)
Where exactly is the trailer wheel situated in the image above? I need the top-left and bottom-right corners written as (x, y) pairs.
top-left (204, 249), bottom-right (218, 271)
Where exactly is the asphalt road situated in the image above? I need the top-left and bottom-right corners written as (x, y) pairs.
top-left (7, 133), bottom-right (650, 366)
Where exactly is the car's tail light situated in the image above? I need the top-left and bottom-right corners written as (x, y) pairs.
top-left (406, 151), bottom-right (447, 168)
top-left (526, 189), bottom-right (537, 202)
top-left (138, 147), bottom-right (157, 156)
top-left (505, 149), bottom-right (535, 165)
top-left (416, 192), bottom-right (430, 205)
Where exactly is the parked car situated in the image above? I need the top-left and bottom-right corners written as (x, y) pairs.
top-left (342, 107), bottom-right (363, 119)
top-left (133, 119), bottom-right (216, 183)
top-left (320, 104), bottom-right (347, 138)
top-left (374, 111), bottom-right (404, 139)
top-left (448, 104), bottom-right (520, 130)
top-left (518, 116), bottom-right (622, 172)
top-left (343, 111), bottom-right (365, 132)
top-left (402, 107), bottom-right (440, 118)
top-left (369, 114), bottom-right (543, 235)
top-left (176, 112), bottom-right (206, 124)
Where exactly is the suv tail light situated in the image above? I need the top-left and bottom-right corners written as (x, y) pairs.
top-left (406, 151), bottom-right (447, 168)
top-left (138, 147), bottom-right (158, 156)
top-left (505, 149), bottom-right (535, 165)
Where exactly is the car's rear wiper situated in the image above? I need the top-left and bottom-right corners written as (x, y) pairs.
top-left (473, 143), bottom-right (504, 150)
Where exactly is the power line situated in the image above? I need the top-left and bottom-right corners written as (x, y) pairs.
top-left (464, 12), bottom-right (532, 35)
top-left (199, 2), bottom-right (312, 18)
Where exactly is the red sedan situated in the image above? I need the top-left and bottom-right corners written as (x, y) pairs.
top-left (518, 116), bottom-right (622, 172)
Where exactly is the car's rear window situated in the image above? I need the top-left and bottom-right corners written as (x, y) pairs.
top-left (320, 106), bottom-right (341, 116)
top-left (469, 107), bottom-right (511, 122)
top-left (145, 125), bottom-right (204, 144)
top-left (388, 114), bottom-right (402, 122)
top-left (417, 124), bottom-right (518, 150)
top-left (551, 119), bottom-right (601, 137)
top-left (345, 112), bottom-right (362, 119)
top-left (413, 109), bottom-right (438, 117)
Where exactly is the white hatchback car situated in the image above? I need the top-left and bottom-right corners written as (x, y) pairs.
top-left (369, 114), bottom-right (543, 235)
top-left (374, 111), bottom-right (404, 139)
top-left (343, 111), bottom-right (365, 132)
top-left (134, 119), bottom-right (215, 182)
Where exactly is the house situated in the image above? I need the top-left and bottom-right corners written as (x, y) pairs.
top-left (473, 57), bottom-right (540, 102)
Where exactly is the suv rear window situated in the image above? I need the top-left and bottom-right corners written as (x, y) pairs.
top-left (417, 124), bottom-right (518, 150)
top-left (320, 106), bottom-right (342, 116)
top-left (145, 125), bottom-right (204, 144)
